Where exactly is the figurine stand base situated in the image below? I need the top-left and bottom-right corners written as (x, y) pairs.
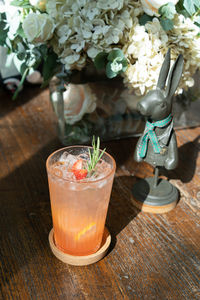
top-left (132, 177), bottom-right (179, 214)
top-left (49, 227), bottom-right (111, 266)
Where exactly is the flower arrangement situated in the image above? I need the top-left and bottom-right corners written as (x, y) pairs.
top-left (0, 0), bottom-right (200, 100)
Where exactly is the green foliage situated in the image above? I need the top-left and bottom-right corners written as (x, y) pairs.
top-left (140, 1), bottom-right (200, 32)
top-left (11, 0), bottom-right (32, 8)
top-left (176, 0), bottom-right (200, 17)
top-left (159, 3), bottom-right (176, 19)
top-left (158, 3), bottom-right (176, 31)
top-left (94, 48), bottom-right (128, 79)
top-left (182, 0), bottom-right (198, 16)
top-left (139, 13), bottom-right (153, 26)
top-left (107, 49), bottom-right (124, 61)
top-left (42, 51), bottom-right (59, 87)
top-left (0, 13), bottom-right (9, 46)
top-left (94, 52), bottom-right (107, 70)
top-left (160, 18), bottom-right (174, 31)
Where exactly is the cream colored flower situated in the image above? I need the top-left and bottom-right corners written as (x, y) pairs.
top-left (23, 13), bottom-right (54, 43)
top-left (62, 84), bottom-right (97, 124)
top-left (141, 0), bottom-right (179, 17)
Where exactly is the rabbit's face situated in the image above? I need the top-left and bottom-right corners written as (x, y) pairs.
top-left (137, 89), bottom-right (170, 121)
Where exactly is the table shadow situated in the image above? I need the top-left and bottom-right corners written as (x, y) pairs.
top-left (0, 138), bottom-right (64, 296)
top-left (0, 85), bottom-right (46, 117)
top-left (106, 174), bottom-right (139, 254)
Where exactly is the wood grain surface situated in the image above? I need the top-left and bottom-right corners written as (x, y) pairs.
top-left (0, 87), bottom-right (200, 299)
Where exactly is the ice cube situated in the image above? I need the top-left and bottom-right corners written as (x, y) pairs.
top-left (59, 152), bottom-right (77, 168)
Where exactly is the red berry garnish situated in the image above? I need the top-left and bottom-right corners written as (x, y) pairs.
top-left (71, 159), bottom-right (88, 180)
top-left (73, 169), bottom-right (88, 180)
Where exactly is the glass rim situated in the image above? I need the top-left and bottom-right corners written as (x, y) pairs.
top-left (46, 145), bottom-right (116, 184)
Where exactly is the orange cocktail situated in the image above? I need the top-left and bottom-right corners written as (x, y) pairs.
top-left (46, 146), bottom-right (116, 256)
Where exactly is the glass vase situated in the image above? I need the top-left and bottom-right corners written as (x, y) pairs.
top-left (49, 77), bottom-right (144, 145)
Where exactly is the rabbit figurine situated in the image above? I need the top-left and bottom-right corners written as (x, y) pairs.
top-left (132, 49), bottom-right (184, 214)
top-left (134, 49), bottom-right (184, 170)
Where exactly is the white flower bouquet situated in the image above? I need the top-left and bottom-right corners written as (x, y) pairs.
top-left (1, 0), bottom-right (200, 100)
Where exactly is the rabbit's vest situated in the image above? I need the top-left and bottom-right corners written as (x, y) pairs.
top-left (139, 114), bottom-right (173, 158)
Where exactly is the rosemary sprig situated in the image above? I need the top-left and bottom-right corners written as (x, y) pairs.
top-left (87, 136), bottom-right (106, 174)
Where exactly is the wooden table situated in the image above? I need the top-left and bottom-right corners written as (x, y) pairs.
top-left (0, 86), bottom-right (200, 299)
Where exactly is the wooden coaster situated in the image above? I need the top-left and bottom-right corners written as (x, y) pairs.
top-left (132, 178), bottom-right (179, 214)
top-left (49, 227), bottom-right (111, 266)
top-left (132, 197), bottom-right (178, 214)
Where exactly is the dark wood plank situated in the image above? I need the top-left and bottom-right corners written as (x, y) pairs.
top-left (0, 87), bottom-right (200, 299)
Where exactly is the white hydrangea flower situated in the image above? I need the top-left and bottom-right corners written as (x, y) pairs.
top-left (45, 0), bottom-right (133, 71)
top-left (97, 0), bottom-right (124, 10)
top-left (123, 13), bottom-right (200, 95)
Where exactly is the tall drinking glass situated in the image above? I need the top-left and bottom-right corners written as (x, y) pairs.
top-left (46, 146), bottom-right (116, 256)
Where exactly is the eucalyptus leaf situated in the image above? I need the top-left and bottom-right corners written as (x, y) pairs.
top-left (121, 59), bottom-right (128, 72)
top-left (139, 13), bottom-right (153, 26)
top-left (160, 18), bottom-right (174, 31)
top-left (107, 49), bottom-right (124, 62)
top-left (42, 51), bottom-right (59, 86)
top-left (158, 3), bottom-right (176, 19)
top-left (183, 0), bottom-right (196, 16)
top-left (193, 0), bottom-right (200, 9)
top-left (94, 52), bottom-right (107, 70)
top-left (17, 25), bottom-right (26, 38)
top-left (176, 0), bottom-right (191, 17)
top-left (106, 62), bottom-right (117, 79)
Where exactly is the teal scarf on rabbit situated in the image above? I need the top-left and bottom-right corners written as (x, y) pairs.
top-left (139, 114), bottom-right (173, 158)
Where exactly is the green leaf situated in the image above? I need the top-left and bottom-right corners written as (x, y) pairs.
top-left (106, 62), bottom-right (117, 79)
top-left (158, 3), bottom-right (176, 19)
top-left (183, 0), bottom-right (196, 16)
top-left (176, 0), bottom-right (191, 17)
top-left (94, 52), bottom-right (107, 70)
top-left (160, 18), bottom-right (174, 31)
top-left (193, 0), bottom-right (200, 9)
top-left (0, 12), bottom-right (7, 22)
top-left (121, 58), bottom-right (128, 72)
top-left (0, 13), bottom-right (9, 46)
top-left (42, 51), bottom-right (59, 85)
top-left (139, 13), bottom-right (153, 26)
top-left (107, 49), bottom-right (124, 62)
top-left (38, 44), bottom-right (48, 59)
top-left (11, 0), bottom-right (32, 8)
top-left (17, 25), bottom-right (26, 38)
top-left (194, 16), bottom-right (200, 27)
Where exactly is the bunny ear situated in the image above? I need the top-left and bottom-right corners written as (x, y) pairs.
top-left (157, 49), bottom-right (171, 90)
top-left (165, 54), bottom-right (184, 99)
